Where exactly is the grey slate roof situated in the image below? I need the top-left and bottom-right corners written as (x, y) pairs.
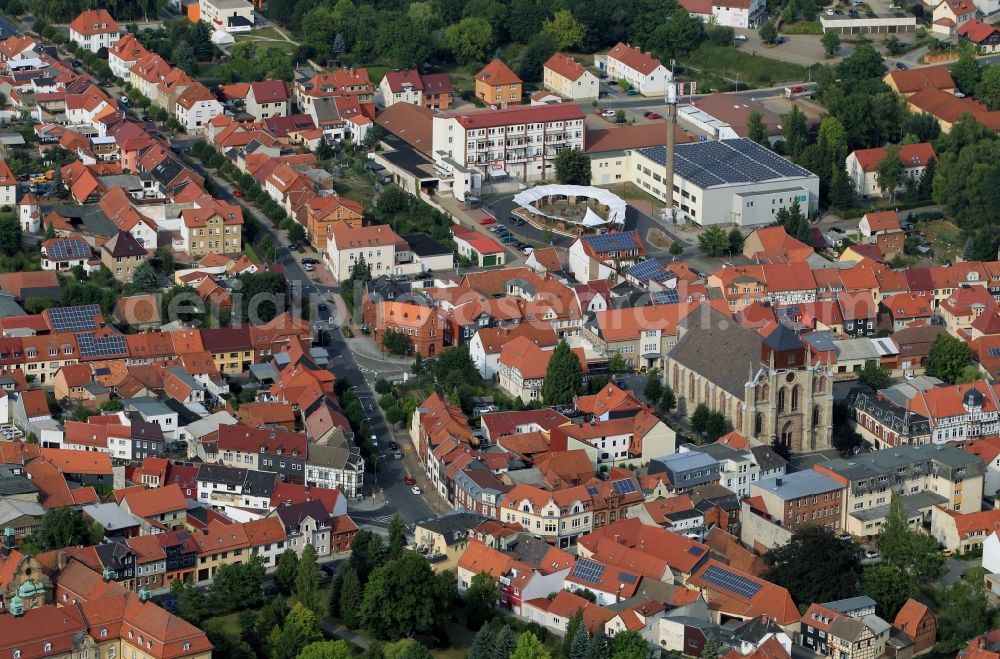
top-left (669, 307), bottom-right (761, 397)
top-left (416, 512), bottom-right (484, 545)
top-left (754, 470), bottom-right (842, 499)
top-left (749, 445), bottom-right (787, 472)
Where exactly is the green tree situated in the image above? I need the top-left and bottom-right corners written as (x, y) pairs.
top-left (385, 639), bottom-right (433, 659)
top-left (644, 369), bottom-right (663, 403)
top-left (359, 551), bottom-right (448, 640)
top-left (0, 214), bottom-right (21, 255)
top-left (298, 641), bottom-right (353, 659)
top-left (172, 41), bottom-right (197, 74)
top-left (287, 222), bottom-right (306, 244)
top-left (669, 242), bottom-right (684, 256)
top-left (829, 164), bottom-right (854, 208)
top-left (876, 145), bottom-right (905, 200)
top-left (748, 111), bottom-right (768, 145)
top-left (517, 31), bottom-right (558, 82)
top-left (294, 544), bottom-right (321, 613)
top-left (783, 105), bottom-right (809, 158)
top-left (935, 579), bottom-right (994, 652)
top-left (561, 610), bottom-right (586, 659)
top-left (585, 632), bottom-right (611, 659)
top-left (492, 625), bottom-right (517, 659)
top-left (859, 564), bottom-right (914, 620)
top-left (328, 562), bottom-right (346, 618)
top-left (349, 529), bottom-right (385, 585)
top-left (977, 65), bottom-right (1000, 110)
top-left (512, 632), bottom-right (551, 659)
top-left (836, 43), bottom-right (886, 82)
top-left (568, 620), bottom-right (590, 659)
top-left (465, 571), bottom-right (500, 630)
top-left (822, 30), bottom-right (841, 57)
top-left (170, 578), bottom-right (208, 625)
top-left (700, 636), bottom-right (723, 659)
top-left (951, 50), bottom-right (982, 95)
top-left (727, 227), bottom-right (744, 254)
top-left (205, 621), bottom-right (255, 659)
top-left (543, 9), bottom-right (585, 49)
top-left (759, 20), bottom-right (777, 43)
top-left (660, 386), bottom-right (676, 413)
top-left (268, 602), bottom-right (323, 659)
top-left (433, 346), bottom-right (481, 390)
top-left (877, 494), bottom-right (945, 581)
top-left (610, 631), bottom-right (647, 659)
top-left (32, 507), bottom-right (96, 550)
top-left (703, 411), bottom-right (732, 441)
top-left (698, 225), bottom-right (728, 256)
top-left (554, 148), bottom-right (592, 185)
top-left (131, 260), bottom-right (158, 293)
top-left (236, 271), bottom-right (288, 324)
top-left (444, 17), bottom-right (495, 64)
top-left (646, 6), bottom-right (706, 60)
top-left (858, 362), bottom-right (890, 391)
top-left (541, 340), bottom-right (584, 406)
top-left (339, 566), bottom-right (364, 629)
top-left (818, 116), bottom-right (848, 164)
top-left (382, 328), bottom-right (411, 356)
top-left (210, 555), bottom-right (266, 613)
top-left (925, 334), bottom-right (973, 384)
top-left (274, 549), bottom-right (299, 595)
top-left (765, 525), bottom-right (862, 605)
top-left (469, 626), bottom-right (495, 659)
top-left (387, 513), bottom-right (407, 557)
top-left (349, 255), bottom-right (373, 286)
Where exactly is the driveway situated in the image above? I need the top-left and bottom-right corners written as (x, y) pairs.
top-left (942, 556), bottom-right (982, 584)
top-left (738, 29), bottom-right (848, 69)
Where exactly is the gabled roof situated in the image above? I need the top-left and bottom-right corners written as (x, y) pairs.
top-left (607, 42), bottom-right (665, 76)
top-left (475, 59), bottom-right (521, 86)
top-left (69, 9), bottom-right (120, 35)
top-left (885, 65), bottom-right (955, 93)
top-left (544, 53), bottom-right (592, 82)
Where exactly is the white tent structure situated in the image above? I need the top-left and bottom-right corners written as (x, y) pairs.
top-left (211, 30), bottom-right (235, 46)
top-left (512, 185), bottom-right (627, 228)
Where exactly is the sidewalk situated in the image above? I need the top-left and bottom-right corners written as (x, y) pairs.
top-left (345, 336), bottom-right (413, 366)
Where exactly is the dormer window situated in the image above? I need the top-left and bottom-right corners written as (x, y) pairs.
top-left (43, 645), bottom-right (51, 653)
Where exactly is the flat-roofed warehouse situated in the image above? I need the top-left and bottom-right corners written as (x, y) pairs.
top-left (629, 138), bottom-right (819, 227)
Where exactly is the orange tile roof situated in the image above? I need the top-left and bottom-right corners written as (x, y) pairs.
top-left (691, 559), bottom-right (799, 625)
top-left (122, 484), bottom-right (187, 518)
top-left (607, 42), bottom-right (664, 76)
top-left (544, 53), bottom-right (591, 82)
top-left (590, 302), bottom-right (698, 343)
top-left (457, 539), bottom-right (513, 577)
top-left (243, 516), bottom-right (287, 546)
top-left (40, 447), bottom-right (113, 475)
top-left (578, 518), bottom-right (709, 575)
top-left (886, 66), bottom-right (955, 93)
top-left (894, 598), bottom-right (933, 639)
top-left (475, 59), bottom-right (521, 86)
top-left (69, 8), bottom-right (120, 35)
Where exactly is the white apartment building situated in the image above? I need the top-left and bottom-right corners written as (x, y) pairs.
top-left (68, 9), bottom-right (122, 54)
top-left (198, 0), bottom-right (254, 32)
top-left (326, 222), bottom-right (402, 281)
top-left (431, 103), bottom-right (586, 189)
top-left (601, 42), bottom-right (672, 97)
top-left (543, 53), bottom-right (600, 101)
top-left (305, 444), bottom-right (365, 499)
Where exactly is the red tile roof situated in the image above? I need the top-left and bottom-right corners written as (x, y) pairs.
top-left (885, 65), bottom-right (955, 93)
top-left (448, 103), bottom-right (585, 130)
top-left (607, 42), bottom-right (664, 76)
top-left (544, 53), bottom-right (591, 82)
top-left (475, 59), bottom-right (521, 86)
top-left (69, 9), bottom-right (120, 35)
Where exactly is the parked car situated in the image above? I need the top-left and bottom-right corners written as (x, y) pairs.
top-left (626, 89), bottom-right (640, 96)
top-left (895, 61), bottom-right (908, 70)
top-left (501, 235), bottom-right (518, 244)
top-left (394, 451), bottom-right (403, 460)
top-left (318, 302), bottom-right (328, 312)
top-left (233, 189), bottom-right (243, 198)
top-left (834, 8), bottom-right (844, 13)
top-left (734, 34), bottom-right (748, 41)
top-left (647, 112), bottom-right (662, 120)
top-left (289, 243), bottom-right (300, 251)
top-left (478, 216), bottom-right (495, 225)
top-left (119, 95), bottom-right (129, 106)
top-left (404, 475), bottom-right (416, 486)
top-left (411, 485), bottom-right (422, 495)
top-left (864, 550), bottom-right (880, 559)
top-left (303, 263), bottom-right (315, 272)
top-left (302, 257), bottom-right (319, 265)
top-left (508, 216), bottom-right (526, 226)
top-left (837, 533), bottom-right (853, 542)
top-left (388, 441), bottom-right (399, 450)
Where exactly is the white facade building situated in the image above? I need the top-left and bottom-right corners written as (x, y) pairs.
top-left (431, 104), bottom-right (586, 187)
top-left (600, 43), bottom-right (672, 97)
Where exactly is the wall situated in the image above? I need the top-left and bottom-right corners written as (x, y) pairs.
top-left (739, 500), bottom-right (793, 551)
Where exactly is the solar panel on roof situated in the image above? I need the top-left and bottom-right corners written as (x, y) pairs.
top-left (586, 486), bottom-right (599, 496)
top-left (637, 139), bottom-right (813, 189)
top-left (76, 332), bottom-right (128, 359)
top-left (627, 259), bottom-right (665, 282)
top-left (46, 239), bottom-right (91, 261)
top-left (572, 558), bottom-right (606, 584)
top-left (583, 231), bottom-right (638, 253)
top-left (47, 304), bottom-right (101, 332)
top-left (688, 546), bottom-right (705, 556)
top-left (700, 564), bottom-right (763, 599)
top-left (988, 347), bottom-right (1000, 358)
top-left (612, 479), bottom-right (637, 496)
top-left (651, 290), bottom-right (680, 305)
top-left (618, 571), bottom-right (638, 585)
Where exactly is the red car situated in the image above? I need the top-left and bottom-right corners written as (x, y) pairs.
top-left (647, 113), bottom-right (663, 120)
top-left (478, 216), bottom-right (495, 225)
top-left (232, 189), bottom-right (244, 198)
top-left (404, 476), bottom-right (416, 486)
top-left (791, 86), bottom-right (805, 94)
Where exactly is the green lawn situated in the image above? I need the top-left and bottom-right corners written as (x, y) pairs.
top-left (921, 219), bottom-right (963, 262)
top-left (681, 44), bottom-right (808, 88)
